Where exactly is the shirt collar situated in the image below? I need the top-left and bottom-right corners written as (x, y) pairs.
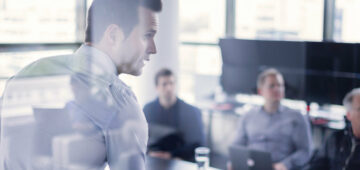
top-left (347, 123), bottom-right (360, 144)
top-left (75, 44), bottom-right (118, 76)
top-left (157, 97), bottom-right (179, 110)
top-left (260, 104), bottom-right (284, 115)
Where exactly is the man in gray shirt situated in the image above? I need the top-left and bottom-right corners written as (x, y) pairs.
top-left (232, 68), bottom-right (312, 170)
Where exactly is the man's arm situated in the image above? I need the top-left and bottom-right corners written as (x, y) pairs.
top-left (71, 75), bottom-right (148, 170)
top-left (105, 119), bottom-right (147, 170)
top-left (188, 108), bottom-right (206, 146)
top-left (105, 89), bottom-right (148, 170)
top-left (232, 115), bottom-right (248, 146)
top-left (280, 115), bottom-right (312, 170)
top-left (170, 143), bottom-right (201, 161)
top-left (172, 107), bottom-right (205, 161)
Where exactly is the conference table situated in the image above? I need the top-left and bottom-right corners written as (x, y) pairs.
top-left (104, 156), bottom-right (221, 170)
top-left (146, 156), bottom-right (221, 170)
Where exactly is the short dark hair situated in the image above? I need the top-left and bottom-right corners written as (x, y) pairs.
top-left (256, 68), bottom-right (283, 89)
top-left (155, 68), bottom-right (174, 86)
top-left (85, 0), bottom-right (162, 43)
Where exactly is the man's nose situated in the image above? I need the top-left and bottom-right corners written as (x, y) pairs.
top-left (147, 40), bottom-right (157, 54)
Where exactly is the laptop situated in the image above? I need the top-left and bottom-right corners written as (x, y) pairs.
top-left (229, 145), bottom-right (274, 170)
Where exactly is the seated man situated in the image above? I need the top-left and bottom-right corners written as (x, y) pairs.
top-left (143, 68), bottom-right (205, 162)
top-left (231, 68), bottom-right (312, 170)
top-left (306, 88), bottom-right (360, 170)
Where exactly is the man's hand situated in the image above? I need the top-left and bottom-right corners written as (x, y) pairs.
top-left (148, 151), bottom-right (172, 160)
top-left (273, 163), bottom-right (288, 170)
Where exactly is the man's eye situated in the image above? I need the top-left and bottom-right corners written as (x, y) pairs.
top-left (144, 34), bottom-right (152, 39)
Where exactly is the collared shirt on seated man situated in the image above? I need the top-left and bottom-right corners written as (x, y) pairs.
top-left (231, 68), bottom-right (312, 170)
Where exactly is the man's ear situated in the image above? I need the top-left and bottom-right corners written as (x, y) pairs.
top-left (103, 24), bottom-right (124, 44)
top-left (155, 85), bottom-right (161, 93)
top-left (257, 88), bottom-right (262, 95)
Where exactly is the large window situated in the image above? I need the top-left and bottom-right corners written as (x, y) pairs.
top-left (178, 0), bottom-right (328, 103)
top-left (179, 0), bottom-right (226, 102)
top-left (334, 0), bottom-right (360, 42)
top-left (235, 0), bottom-right (324, 41)
top-left (178, 45), bottom-right (222, 102)
top-left (0, 0), bottom-right (81, 43)
top-left (0, 0), bottom-right (83, 96)
top-left (179, 0), bottom-right (226, 43)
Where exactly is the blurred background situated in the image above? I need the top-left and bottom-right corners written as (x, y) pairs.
top-left (0, 0), bottom-right (360, 169)
top-left (1, 0), bottom-right (359, 103)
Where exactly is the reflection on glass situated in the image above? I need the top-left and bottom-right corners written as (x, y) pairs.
top-left (0, 50), bottom-right (73, 78)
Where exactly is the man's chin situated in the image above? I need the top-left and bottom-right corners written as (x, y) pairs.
top-left (270, 98), bottom-right (282, 103)
top-left (129, 69), bottom-right (142, 76)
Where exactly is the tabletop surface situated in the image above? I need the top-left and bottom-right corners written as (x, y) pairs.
top-left (146, 156), bottom-right (221, 170)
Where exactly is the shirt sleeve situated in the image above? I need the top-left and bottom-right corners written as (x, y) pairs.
top-left (105, 116), bottom-right (147, 170)
top-left (281, 114), bottom-right (312, 169)
top-left (187, 108), bottom-right (206, 146)
top-left (71, 74), bottom-right (148, 170)
top-left (232, 114), bottom-right (248, 146)
top-left (104, 83), bottom-right (148, 170)
top-left (172, 107), bottom-right (205, 161)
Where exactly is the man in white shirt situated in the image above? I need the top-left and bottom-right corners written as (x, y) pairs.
top-left (0, 0), bottom-right (162, 169)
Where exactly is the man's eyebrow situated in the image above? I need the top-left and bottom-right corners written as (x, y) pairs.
top-left (147, 29), bottom-right (157, 33)
top-left (146, 29), bottom-right (157, 34)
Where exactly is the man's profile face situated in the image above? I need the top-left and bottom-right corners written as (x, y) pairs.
top-left (259, 74), bottom-right (285, 103)
top-left (347, 95), bottom-right (360, 134)
top-left (156, 76), bottom-right (176, 101)
top-left (114, 7), bottom-right (158, 76)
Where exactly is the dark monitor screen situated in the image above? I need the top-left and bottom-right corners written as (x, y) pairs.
top-left (219, 39), bottom-right (305, 99)
top-left (357, 44), bottom-right (360, 72)
top-left (219, 39), bottom-right (358, 105)
top-left (304, 42), bottom-right (357, 105)
top-left (305, 42), bottom-right (356, 72)
top-left (220, 66), bottom-right (259, 95)
top-left (219, 39), bottom-right (261, 66)
top-left (220, 66), bottom-right (305, 99)
top-left (355, 44), bottom-right (360, 88)
top-left (305, 75), bottom-right (354, 105)
top-left (219, 39), bottom-right (261, 95)
top-left (355, 44), bottom-right (360, 75)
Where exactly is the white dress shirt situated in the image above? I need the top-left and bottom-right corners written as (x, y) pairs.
top-left (0, 45), bottom-right (148, 170)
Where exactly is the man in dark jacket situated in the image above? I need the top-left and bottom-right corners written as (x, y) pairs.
top-left (143, 68), bottom-right (205, 162)
top-left (307, 88), bottom-right (360, 170)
